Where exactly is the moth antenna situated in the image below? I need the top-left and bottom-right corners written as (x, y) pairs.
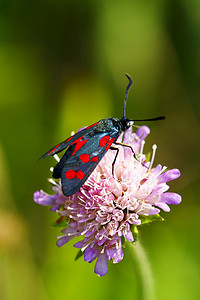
top-left (131, 116), bottom-right (165, 122)
top-left (123, 73), bottom-right (133, 118)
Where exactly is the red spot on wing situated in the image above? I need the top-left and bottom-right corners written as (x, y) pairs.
top-left (86, 122), bottom-right (98, 129)
top-left (76, 170), bottom-right (85, 180)
top-left (65, 170), bottom-right (85, 180)
top-left (79, 154), bottom-right (90, 163)
top-left (65, 170), bottom-right (76, 179)
top-left (71, 136), bottom-right (84, 145)
top-left (99, 135), bottom-right (110, 147)
top-left (105, 137), bottom-right (115, 151)
top-left (72, 139), bottom-right (88, 155)
top-left (48, 144), bottom-right (61, 154)
top-left (91, 156), bottom-right (98, 162)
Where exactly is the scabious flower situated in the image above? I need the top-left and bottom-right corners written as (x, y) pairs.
top-left (34, 125), bottom-right (181, 276)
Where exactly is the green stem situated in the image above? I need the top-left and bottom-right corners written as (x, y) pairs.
top-left (128, 240), bottom-right (155, 300)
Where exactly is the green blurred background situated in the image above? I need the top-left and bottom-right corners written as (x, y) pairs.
top-left (0, 0), bottom-right (200, 299)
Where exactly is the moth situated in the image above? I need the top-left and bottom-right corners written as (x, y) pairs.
top-left (40, 74), bottom-right (164, 196)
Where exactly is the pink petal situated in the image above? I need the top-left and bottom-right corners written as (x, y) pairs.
top-left (155, 202), bottom-right (170, 212)
top-left (158, 169), bottom-right (181, 183)
top-left (135, 126), bottom-right (150, 141)
top-left (125, 230), bottom-right (134, 242)
top-left (161, 192), bottom-right (182, 205)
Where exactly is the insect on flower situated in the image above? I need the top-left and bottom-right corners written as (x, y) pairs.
top-left (40, 74), bottom-right (165, 197)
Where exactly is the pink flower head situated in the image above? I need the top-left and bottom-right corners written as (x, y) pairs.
top-left (34, 126), bottom-right (181, 276)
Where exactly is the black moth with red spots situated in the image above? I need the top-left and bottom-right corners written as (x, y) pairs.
top-left (40, 74), bottom-right (164, 196)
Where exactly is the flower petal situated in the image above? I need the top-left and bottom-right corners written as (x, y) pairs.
top-left (158, 169), bottom-right (181, 183)
top-left (34, 190), bottom-right (56, 206)
top-left (107, 246), bottom-right (124, 263)
top-left (56, 235), bottom-right (73, 247)
top-left (161, 192), bottom-right (182, 205)
top-left (136, 126), bottom-right (150, 141)
top-left (151, 164), bottom-right (162, 176)
top-left (123, 127), bottom-right (132, 143)
top-left (94, 253), bottom-right (108, 276)
top-left (155, 202), bottom-right (170, 212)
top-left (125, 230), bottom-right (134, 242)
top-left (73, 240), bottom-right (86, 248)
top-left (84, 245), bottom-right (100, 263)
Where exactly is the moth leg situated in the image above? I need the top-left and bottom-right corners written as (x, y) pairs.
top-left (114, 141), bottom-right (137, 160)
top-left (110, 146), bottom-right (119, 176)
top-left (114, 141), bottom-right (148, 169)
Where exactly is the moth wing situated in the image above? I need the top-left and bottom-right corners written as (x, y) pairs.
top-left (40, 122), bottom-right (99, 159)
top-left (60, 131), bottom-right (117, 196)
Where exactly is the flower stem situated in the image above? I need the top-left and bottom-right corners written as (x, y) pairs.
top-left (128, 240), bottom-right (155, 300)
